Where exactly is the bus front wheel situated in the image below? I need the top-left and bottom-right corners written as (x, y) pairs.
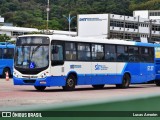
top-left (116, 74), bottom-right (130, 88)
top-left (34, 86), bottom-right (46, 91)
top-left (63, 75), bottom-right (76, 91)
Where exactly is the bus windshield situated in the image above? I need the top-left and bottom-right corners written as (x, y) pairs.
top-left (15, 36), bottom-right (50, 69)
top-left (15, 45), bottom-right (49, 69)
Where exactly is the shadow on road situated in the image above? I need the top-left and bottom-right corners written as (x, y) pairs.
top-left (17, 84), bottom-right (157, 93)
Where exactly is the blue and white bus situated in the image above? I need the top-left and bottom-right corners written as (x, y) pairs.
top-left (0, 42), bottom-right (14, 77)
top-left (13, 35), bottom-right (155, 91)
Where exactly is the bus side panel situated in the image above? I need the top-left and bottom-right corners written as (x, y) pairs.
top-left (92, 62), bottom-right (120, 84)
top-left (122, 63), bottom-right (140, 83)
top-left (123, 63), bottom-right (155, 83)
top-left (77, 75), bottom-right (92, 85)
top-left (140, 63), bottom-right (155, 82)
top-left (155, 59), bottom-right (160, 80)
top-left (156, 65), bottom-right (160, 80)
top-left (44, 76), bottom-right (66, 86)
top-left (64, 62), bottom-right (92, 85)
top-left (0, 59), bottom-right (13, 75)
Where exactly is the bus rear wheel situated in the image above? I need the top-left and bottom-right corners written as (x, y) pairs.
top-left (2, 68), bottom-right (11, 78)
top-left (92, 85), bottom-right (105, 89)
top-left (116, 74), bottom-right (130, 88)
top-left (155, 80), bottom-right (160, 86)
top-left (63, 75), bottom-right (76, 91)
top-left (34, 86), bottom-right (46, 91)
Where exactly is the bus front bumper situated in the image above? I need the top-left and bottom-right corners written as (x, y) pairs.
top-left (13, 76), bottom-right (66, 87)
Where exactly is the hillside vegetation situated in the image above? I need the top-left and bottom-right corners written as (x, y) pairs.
top-left (0, 0), bottom-right (160, 30)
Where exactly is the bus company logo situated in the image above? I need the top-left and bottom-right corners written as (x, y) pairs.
top-left (95, 64), bottom-right (108, 70)
top-left (79, 18), bottom-right (106, 21)
top-left (70, 65), bottom-right (81, 69)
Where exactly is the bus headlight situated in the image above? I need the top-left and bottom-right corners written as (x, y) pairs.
top-left (41, 73), bottom-right (47, 78)
top-left (13, 71), bottom-right (18, 78)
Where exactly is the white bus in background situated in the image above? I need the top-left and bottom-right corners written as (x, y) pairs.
top-left (13, 34), bottom-right (155, 91)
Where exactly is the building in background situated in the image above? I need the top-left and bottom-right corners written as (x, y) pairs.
top-left (0, 16), bottom-right (39, 41)
top-left (134, 10), bottom-right (160, 20)
top-left (78, 10), bottom-right (160, 43)
top-left (0, 26), bottom-right (39, 41)
top-left (1, 10), bottom-right (160, 42)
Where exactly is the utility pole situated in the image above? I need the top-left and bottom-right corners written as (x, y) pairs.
top-left (145, 19), bottom-right (156, 43)
top-left (46, 0), bottom-right (50, 31)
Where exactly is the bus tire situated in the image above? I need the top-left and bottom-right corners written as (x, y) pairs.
top-left (2, 68), bottom-right (11, 78)
top-left (63, 75), bottom-right (76, 91)
top-left (116, 74), bottom-right (130, 88)
top-left (34, 86), bottom-right (46, 91)
top-left (155, 80), bottom-right (160, 86)
top-left (92, 85), bottom-right (105, 89)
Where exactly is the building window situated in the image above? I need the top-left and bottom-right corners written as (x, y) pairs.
top-left (110, 32), bottom-right (123, 39)
top-left (125, 22), bottom-right (138, 29)
top-left (110, 20), bottom-right (124, 27)
top-left (149, 12), bottom-right (160, 16)
top-left (152, 25), bottom-right (160, 31)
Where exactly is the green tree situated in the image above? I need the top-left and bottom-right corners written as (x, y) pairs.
top-left (1, 0), bottom-right (160, 30)
top-left (0, 34), bottom-right (10, 42)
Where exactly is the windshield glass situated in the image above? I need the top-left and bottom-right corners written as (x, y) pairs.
top-left (15, 45), bottom-right (49, 69)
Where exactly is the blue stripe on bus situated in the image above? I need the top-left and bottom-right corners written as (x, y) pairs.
top-left (13, 62), bottom-right (155, 87)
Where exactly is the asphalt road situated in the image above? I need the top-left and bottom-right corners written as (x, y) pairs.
top-left (1, 78), bottom-right (160, 111)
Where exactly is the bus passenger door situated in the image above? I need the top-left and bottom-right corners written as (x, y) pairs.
top-left (50, 41), bottom-right (66, 86)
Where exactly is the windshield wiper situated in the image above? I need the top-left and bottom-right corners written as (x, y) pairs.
top-left (30, 45), bottom-right (42, 60)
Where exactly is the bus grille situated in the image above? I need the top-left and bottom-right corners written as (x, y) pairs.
top-left (156, 60), bottom-right (160, 65)
top-left (23, 80), bottom-right (36, 84)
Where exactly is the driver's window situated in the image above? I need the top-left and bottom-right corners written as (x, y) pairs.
top-left (51, 42), bottom-right (63, 61)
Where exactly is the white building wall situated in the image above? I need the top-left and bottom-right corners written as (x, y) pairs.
top-left (150, 16), bottom-right (160, 20)
top-left (0, 17), bottom-right (4, 22)
top-left (110, 14), bottom-right (125, 21)
top-left (125, 16), bottom-right (138, 22)
top-left (0, 31), bottom-right (11, 36)
top-left (133, 10), bottom-right (149, 19)
top-left (141, 37), bottom-right (148, 43)
top-left (134, 10), bottom-right (160, 20)
top-left (139, 27), bottom-right (149, 34)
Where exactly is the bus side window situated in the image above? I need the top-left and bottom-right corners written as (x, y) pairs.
top-left (117, 46), bottom-right (128, 62)
top-left (65, 42), bottom-right (77, 60)
top-left (105, 45), bottom-right (116, 62)
top-left (3, 48), bottom-right (14, 59)
top-left (77, 43), bottom-right (91, 61)
top-left (51, 45), bottom-right (63, 61)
